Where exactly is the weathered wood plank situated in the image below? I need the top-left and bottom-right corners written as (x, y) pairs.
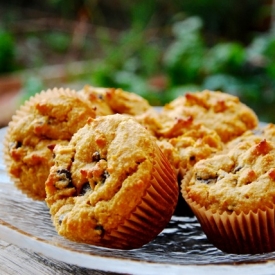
top-left (0, 240), bottom-right (116, 275)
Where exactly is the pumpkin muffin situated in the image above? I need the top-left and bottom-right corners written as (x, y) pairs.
top-left (261, 123), bottom-right (275, 143)
top-left (182, 135), bottom-right (275, 254)
top-left (79, 85), bottom-right (152, 116)
top-left (134, 108), bottom-right (163, 137)
top-left (105, 87), bottom-right (152, 115)
top-left (4, 88), bottom-right (97, 200)
top-left (77, 85), bottom-right (114, 116)
top-left (45, 114), bottom-right (178, 249)
top-left (224, 123), bottom-right (275, 151)
top-left (161, 90), bottom-right (258, 142)
top-left (157, 124), bottom-right (223, 176)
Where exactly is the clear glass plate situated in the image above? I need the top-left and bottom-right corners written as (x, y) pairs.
top-left (1, 126), bottom-right (275, 275)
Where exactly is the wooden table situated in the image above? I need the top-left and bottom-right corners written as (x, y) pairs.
top-left (0, 239), bottom-right (116, 275)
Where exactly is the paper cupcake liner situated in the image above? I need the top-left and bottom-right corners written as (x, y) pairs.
top-left (3, 88), bottom-right (81, 200)
top-left (102, 145), bottom-right (179, 249)
top-left (181, 170), bottom-right (275, 254)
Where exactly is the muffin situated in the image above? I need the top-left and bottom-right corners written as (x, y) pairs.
top-left (77, 85), bottom-right (114, 116)
top-left (224, 123), bottom-right (275, 151)
top-left (157, 124), bottom-right (223, 176)
top-left (45, 114), bottom-right (179, 249)
top-left (4, 88), bottom-right (97, 200)
top-left (134, 108), bottom-right (163, 137)
top-left (79, 85), bottom-right (153, 116)
top-left (161, 90), bottom-right (258, 142)
top-left (260, 123), bottom-right (275, 143)
top-left (181, 135), bottom-right (275, 254)
top-left (157, 123), bottom-right (223, 217)
top-left (105, 87), bottom-right (152, 115)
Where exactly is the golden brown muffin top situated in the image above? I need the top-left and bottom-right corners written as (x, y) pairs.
top-left (45, 114), bottom-right (170, 236)
top-left (78, 85), bottom-right (114, 116)
top-left (5, 88), bottom-right (97, 199)
top-left (161, 90), bottom-right (258, 142)
top-left (184, 136), bottom-right (275, 214)
top-left (6, 88), bottom-right (97, 146)
top-left (157, 124), bottom-right (223, 174)
top-left (79, 85), bottom-right (152, 116)
top-left (105, 87), bottom-right (152, 115)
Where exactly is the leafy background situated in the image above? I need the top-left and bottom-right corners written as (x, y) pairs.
top-left (1, 0), bottom-right (275, 121)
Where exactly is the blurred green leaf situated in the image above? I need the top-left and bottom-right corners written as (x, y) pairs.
top-left (90, 63), bottom-right (117, 87)
top-left (44, 31), bottom-right (71, 53)
top-left (20, 76), bottom-right (45, 103)
top-left (202, 42), bottom-right (246, 75)
top-left (128, 0), bottom-right (157, 29)
top-left (164, 17), bottom-right (205, 85)
top-left (247, 34), bottom-right (275, 61)
top-left (202, 74), bottom-right (242, 94)
top-left (266, 63), bottom-right (275, 78)
top-left (0, 29), bottom-right (15, 73)
top-left (172, 16), bottom-right (203, 38)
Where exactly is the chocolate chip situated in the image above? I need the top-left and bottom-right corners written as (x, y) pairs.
top-left (10, 141), bottom-right (22, 149)
top-left (47, 144), bottom-right (56, 151)
top-left (189, 156), bottom-right (196, 161)
top-left (57, 168), bottom-right (71, 179)
top-left (79, 182), bottom-right (91, 196)
top-left (98, 94), bottom-right (104, 100)
top-left (233, 165), bottom-right (243, 173)
top-left (92, 171), bottom-right (110, 188)
top-left (95, 225), bottom-right (105, 236)
top-left (101, 171), bottom-right (110, 184)
top-left (92, 151), bottom-right (101, 162)
top-left (58, 214), bottom-right (66, 225)
top-left (196, 176), bottom-right (217, 185)
top-left (15, 141), bottom-right (22, 148)
top-left (57, 169), bottom-right (73, 187)
top-left (47, 117), bottom-right (55, 125)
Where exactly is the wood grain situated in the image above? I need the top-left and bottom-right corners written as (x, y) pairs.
top-left (0, 240), bottom-right (117, 275)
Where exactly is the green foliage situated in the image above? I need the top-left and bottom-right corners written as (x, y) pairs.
top-left (164, 17), bottom-right (205, 85)
top-left (20, 77), bottom-right (45, 103)
top-left (85, 14), bottom-right (275, 121)
top-left (0, 29), bottom-right (15, 73)
top-left (43, 31), bottom-right (71, 53)
top-left (161, 17), bottom-right (275, 121)
top-left (47, 0), bottom-right (81, 18)
top-left (1, 1), bottom-right (274, 121)
top-left (202, 42), bottom-right (246, 75)
top-left (88, 26), bottom-right (164, 104)
top-left (127, 0), bottom-right (157, 29)
top-left (173, 0), bottom-right (262, 43)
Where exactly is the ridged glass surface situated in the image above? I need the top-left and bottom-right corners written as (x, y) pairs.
top-left (1, 126), bottom-right (275, 274)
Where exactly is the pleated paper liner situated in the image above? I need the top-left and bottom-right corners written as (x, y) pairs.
top-left (72, 145), bottom-right (179, 250)
top-left (3, 88), bottom-right (84, 200)
top-left (181, 170), bottom-right (275, 254)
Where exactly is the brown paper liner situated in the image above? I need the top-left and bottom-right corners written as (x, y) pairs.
top-left (101, 145), bottom-right (179, 249)
top-left (181, 170), bottom-right (275, 254)
top-left (3, 88), bottom-right (80, 200)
